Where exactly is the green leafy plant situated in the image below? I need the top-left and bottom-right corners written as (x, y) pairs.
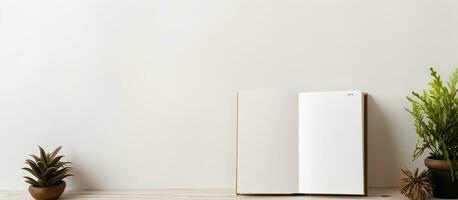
top-left (22, 146), bottom-right (73, 187)
top-left (406, 67), bottom-right (458, 180)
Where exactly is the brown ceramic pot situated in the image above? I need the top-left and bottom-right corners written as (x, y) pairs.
top-left (424, 157), bottom-right (458, 198)
top-left (28, 181), bottom-right (66, 200)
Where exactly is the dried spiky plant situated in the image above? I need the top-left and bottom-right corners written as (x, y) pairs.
top-left (22, 146), bottom-right (73, 187)
top-left (400, 168), bottom-right (433, 200)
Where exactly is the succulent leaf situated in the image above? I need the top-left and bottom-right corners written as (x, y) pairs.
top-left (23, 176), bottom-right (40, 186)
top-left (38, 146), bottom-right (48, 165)
top-left (48, 155), bottom-right (64, 167)
top-left (42, 167), bottom-right (58, 179)
top-left (53, 161), bottom-right (71, 169)
top-left (48, 146), bottom-right (62, 160)
top-left (22, 168), bottom-right (40, 179)
top-left (36, 161), bottom-right (47, 174)
top-left (30, 155), bottom-right (41, 163)
top-left (22, 146), bottom-right (72, 187)
top-left (48, 174), bottom-right (72, 186)
top-left (25, 160), bottom-right (42, 177)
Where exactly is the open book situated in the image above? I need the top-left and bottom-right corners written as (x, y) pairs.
top-left (236, 91), bottom-right (367, 195)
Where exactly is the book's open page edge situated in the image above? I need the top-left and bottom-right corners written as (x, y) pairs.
top-left (298, 91), bottom-right (365, 195)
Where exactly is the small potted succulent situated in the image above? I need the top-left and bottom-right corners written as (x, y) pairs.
top-left (22, 146), bottom-right (72, 200)
top-left (406, 67), bottom-right (458, 198)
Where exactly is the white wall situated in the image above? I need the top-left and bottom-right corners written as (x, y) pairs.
top-left (0, 0), bottom-right (457, 190)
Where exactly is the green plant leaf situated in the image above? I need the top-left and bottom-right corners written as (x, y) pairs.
top-left (38, 146), bottom-right (48, 165)
top-left (47, 155), bottom-right (64, 167)
top-left (48, 146), bottom-right (62, 160)
top-left (36, 161), bottom-right (47, 174)
top-left (23, 176), bottom-right (40, 186)
top-left (22, 167), bottom-right (40, 180)
top-left (25, 159), bottom-right (42, 177)
top-left (23, 146), bottom-right (72, 186)
top-left (42, 167), bottom-right (58, 179)
top-left (48, 174), bottom-right (72, 186)
top-left (52, 167), bottom-right (71, 177)
top-left (406, 67), bottom-right (458, 180)
top-left (53, 161), bottom-right (71, 169)
top-left (30, 155), bottom-right (41, 163)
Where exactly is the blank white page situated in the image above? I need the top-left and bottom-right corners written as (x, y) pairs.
top-left (298, 91), bottom-right (365, 195)
top-left (237, 91), bottom-right (298, 194)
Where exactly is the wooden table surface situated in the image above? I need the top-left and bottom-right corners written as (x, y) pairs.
top-left (0, 188), bottom-right (408, 200)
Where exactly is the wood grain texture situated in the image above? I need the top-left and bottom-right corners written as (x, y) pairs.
top-left (0, 188), bottom-right (400, 200)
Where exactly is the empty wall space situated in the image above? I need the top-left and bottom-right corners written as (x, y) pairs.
top-left (0, 0), bottom-right (457, 190)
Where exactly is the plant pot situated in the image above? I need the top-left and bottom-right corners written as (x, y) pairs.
top-left (28, 181), bottom-right (66, 200)
top-left (425, 157), bottom-right (458, 198)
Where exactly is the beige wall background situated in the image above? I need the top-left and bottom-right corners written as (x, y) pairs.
top-left (0, 0), bottom-right (457, 190)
